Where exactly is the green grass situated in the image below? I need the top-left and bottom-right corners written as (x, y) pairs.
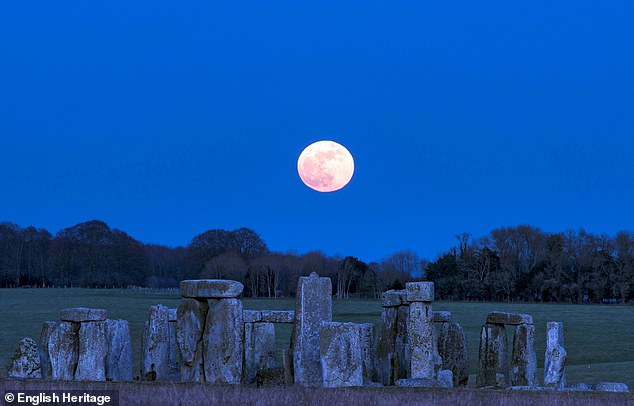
top-left (1, 289), bottom-right (633, 388)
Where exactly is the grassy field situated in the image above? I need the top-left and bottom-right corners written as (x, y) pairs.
top-left (0, 288), bottom-right (633, 388)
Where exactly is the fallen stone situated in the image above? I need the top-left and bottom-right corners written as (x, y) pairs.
top-left (141, 304), bottom-right (170, 380)
top-left (290, 272), bottom-right (332, 386)
top-left (204, 298), bottom-right (244, 384)
top-left (507, 385), bottom-right (546, 391)
top-left (486, 312), bottom-right (533, 326)
top-left (104, 319), bottom-right (133, 382)
top-left (60, 308), bottom-right (107, 322)
top-left (395, 378), bottom-right (436, 388)
top-left (7, 337), bottom-right (41, 379)
top-left (243, 310), bottom-right (262, 323)
top-left (180, 279), bottom-right (244, 298)
top-left (320, 322), bottom-right (363, 388)
top-left (243, 322), bottom-right (277, 384)
top-left (592, 382), bottom-right (629, 392)
top-left (48, 321), bottom-right (79, 380)
top-left (432, 311), bottom-right (452, 323)
top-left (39, 322), bottom-right (56, 379)
top-left (177, 298), bottom-right (208, 382)
top-left (544, 322), bottom-right (566, 389)
top-left (406, 282), bottom-right (434, 302)
top-left (261, 310), bottom-right (294, 323)
top-left (381, 290), bottom-right (408, 307)
top-left (375, 306), bottom-right (397, 385)
top-left (256, 367), bottom-right (286, 386)
top-left (477, 323), bottom-right (509, 387)
top-left (358, 323), bottom-right (376, 384)
top-left (566, 382), bottom-right (591, 391)
top-left (511, 324), bottom-right (537, 387)
top-left (437, 369), bottom-right (454, 388)
top-left (438, 321), bottom-right (469, 387)
top-left (408, 301), bottom-right (438, 379)
top-left (75, 321), bottom-right (107, 381)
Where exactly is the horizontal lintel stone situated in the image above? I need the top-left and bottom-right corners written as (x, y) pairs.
top-left (180, 279), bottom-right (244, 299)
top-left (60, 308), bottom-right (107, 322)
top-left (486, 312), bottom-right (533, 326)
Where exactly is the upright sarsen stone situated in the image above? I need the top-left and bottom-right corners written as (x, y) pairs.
top-left (394, 305), bottom-right (410, 380)
top-left (477, 323), bottom-right (509, 387)
top-left (48, 321), bottom-right (79, 381)
top-left (359, 323), bottom-right (376, 384)
top-left (75, 321), bottom-right (107, 381)
top-left (511, 324), bottom-right (537, 387)
top-left (177, 298), bottom-right (208, 382)
top-left (438, 322), bottom-right (469, 387)
top-left (243, 322), bottom-right (277, 384)
top-left (544, 322), bottom-right (566, 389)
top-left (7, 337), bottom-right (41, 379)
top-left (204, 298), bottom-right (244, 384)
top-left (141, 304), bottom-right (170, 380)
top-left (375, 306), bottom-right (398, 385)
top-left (408, 301), bottom-right (437, 379)
top-left (105, 319), bottom-right (133, 382)
top-left (320, 322), bottom-right (363, 387)
top-left (39, 322), bottom-right (56, 379)
top-left (290, 272), bottom-right (332, 386)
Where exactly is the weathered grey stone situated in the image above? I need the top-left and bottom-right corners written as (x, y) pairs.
top-left (487, 312), bottom-right (533, 326)
top-left (282, 349), bottom-right (294, 385)
top-left (477, 323), bottom-right (509, 387)
top-left (243, 310), bottom-right (262, 323)
top-left (567, 382), bottom-right (591, 391)
top-left (290, 272), bottom-right (332, 386)
top-left (48, 321), bottom-right (79, 380)
top-left (7, 337), bottom-right (41, 379)
top-left (167, 318), bottom-right (180, 381)
top-left (375, 306), bottom-right (397, 385)
top-left (507, 385), bottom-right (546, 391)
top-left (592, 382), bottom-right (629, 392)
top-left (168, 308), bottom-right (177, 322)
top-left (437, 369), bottom-right (454, 388)
top-left (438, 322), bottom-right (469, 387)
top-left (395, 378), bottom-right (436, 387)
top-left (408, 301), bottom-right (439, 379)
top-left (204, 298), bottom-right (244, 384)
top-left (180, 279), bottom-right (244, 298)
top-left (75, 321), bottom-right (107, 381)
top-left (256, 368), bottom-right (286, 386)
top-left (511, 324), bottom-right (537, 387)
top-left (544, 322), bottom-right (566, 389)
top-left (243, 322), bottom-right (277, 384)
top-left (432, 311), bottom-right (452, 323)
top-left (394, 305), bottom-right (410, 381)
top-left (60, 307), bottom-right (107, 322)
top-left (358, 323), bottom-right (375, 384)
top-left (381, 290), bottom-right (408, 307)
top-left (261, 310), bottom-right (294, 323)
top-left (320, 322), bottom-right (363, 388)
top-left (406, 282), bottom-right (434, 302)
top-left (177, 298), bottom-right (208, 382)
top-left (141, 304), bottom-right (170, 380)
top-left (104, 319), bottom-right (133, 382)
top-left (39, 322), bottom-right (56, 379)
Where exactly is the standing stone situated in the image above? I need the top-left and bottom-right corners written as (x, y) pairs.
top-left (48, 321), bottom-right (79, 380)
top-left (544, 322), bottom-right (566, 389)
top-left (105, 319), bottom-right (133, 382)
top-left (75, 321), bottom-right (107, 381)
top-left (477, 323), bottom-right (509, 387)
top-left (7, 338), bottom-right (41, 379)
top-left (290, 272), bottom-right (332, 386)
top-left (358, 323), bottom-right (375, 384)
top-left (408, 301), bottom-right (437, 379)
top-left (282, 349), bottom-right (294, 385)
top-left (394, 305), bottom-right (410, 380)
top-left (204, 298), bottom-right (244, 384)
top-left (39, 322), bottom-right (56, 379)
top-left (375, 306), bottom-right (398, 385)
top-left (243, 322), bottom-right (277, 384)
top-left (141, 304), bottom-right (170, 380)
top-left (511, 324), bottom-right (537, 387)
top-left (436, 369), bottom-right (454, 388)
top-left (320, 322), bottom-right (363, 387)
top-left (168, 319), bottom-right (180, 381)
top-left (177, 298), bottom-right (208, 382)
top-left (438, 322), bottom-right (469, 387)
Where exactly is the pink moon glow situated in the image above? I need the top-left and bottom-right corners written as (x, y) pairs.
top-left (297, 140), bottom-right (355, 192)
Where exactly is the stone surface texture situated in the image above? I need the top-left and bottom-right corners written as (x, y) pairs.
top-left (487, 312), bottom-right (533, 326)
top-left (180, 279), bottom-right (244, 298)
top-left (39, 322), bottom-right (56, 379)
top-left (408, 301), bottom-right (438, 379)
top-left (176, 298), bottom-right (208, 382)
top-left (261, 310), bottom-right (294, 323)
top-left (544, 322), bottom-right (566, 389)
top-left (432, 311), bottom-right (452, 323)
top-left (381, 290), bottom-right (408, 307)
top-left (436, 369), bottom-right (454, 388)
top-left (477, 323), bottom-right (509, 387)
top-left (141, 304), bottom-right (170, 380)
top-left (75, 321), bottom-right (107, 381)
top-left (7, 337), bottom-right (41, 379)
top-left (510, 324), bottom-right (537, 387)
top-left (290, 272), bottom-right (332, 386)
top-left (592, 382), bottom-right (629, 392)
top-left (48, 321), bottom-right (79, 380)
top-left (243, 322), bottom-right (277, 384)
top-left (375, 306), bottom-right (397, 385)
top-left (320, 322), bottom-right (363, 388)
top-left (60, 308), bottom-right (107, 322)
top-left (104, 319), bottom-right (133, 382)
top-left (406, 282), bottom-right (434, 302)
top-left (203, 298), bottom-right (244, 384)
top-left (358, 323), bottom-right (375, 384)
top-left (437, 321), bottom-right (469, 387)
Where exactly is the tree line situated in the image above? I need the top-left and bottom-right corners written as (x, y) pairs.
top-left (1, 220), bottom-right (632, 303)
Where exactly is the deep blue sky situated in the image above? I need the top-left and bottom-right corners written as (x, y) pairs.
top-left (1, 1), bottom-right (633, 262)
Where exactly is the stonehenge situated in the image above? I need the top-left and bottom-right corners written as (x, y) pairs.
top-left (7, 338), bottom-right (41, 379)
top-left (544, 321), bottom-right (567, 389)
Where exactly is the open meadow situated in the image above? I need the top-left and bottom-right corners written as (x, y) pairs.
top-left (0, 288), bottom-right (633, 389)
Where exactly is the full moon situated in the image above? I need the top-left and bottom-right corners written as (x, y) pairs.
top-left (297, 140), bottom-right (355, 192)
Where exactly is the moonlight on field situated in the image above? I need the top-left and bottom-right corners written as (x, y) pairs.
top-left (297, 140), bottom-right (355, 192)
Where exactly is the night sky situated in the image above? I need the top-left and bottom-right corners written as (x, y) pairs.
top-left (1, 1), bottom-right (633, 262)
